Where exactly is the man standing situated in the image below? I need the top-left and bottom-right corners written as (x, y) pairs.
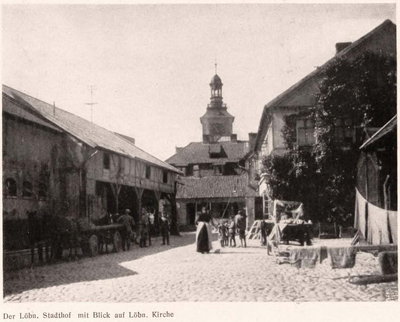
top-left (235, 210), bottom-right (247, 248)
top-left (260, 218), bottom-right (267, 246)
top-left (160, 211), bottom-right (170, 245)
top-left (139, 208), bottom-right (150, 248)
top-left (117, 209), bottom-right (135, 251)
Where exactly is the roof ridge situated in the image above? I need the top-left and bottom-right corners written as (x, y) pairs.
top-left (255, 19), bottom-right (396, 151)
top-left (263, 19), bottom-right (395, 111)
top-left (337, 19), bottom-right (395, 57)
top-left (3, 84), bottom-right (181, 173)
top-left (2, 84), bottom-right (103, 131)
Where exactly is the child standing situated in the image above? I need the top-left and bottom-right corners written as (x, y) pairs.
top-left (218, 222), bottom-right (227, 247)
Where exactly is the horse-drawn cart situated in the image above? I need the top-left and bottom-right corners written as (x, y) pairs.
top-left (26, 212), bottom-right (128, 264)
top-left (80, 223), bottom-right (125, 257)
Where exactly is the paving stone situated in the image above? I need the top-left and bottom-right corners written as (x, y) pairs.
top-left (3, 233), bottom-right (398, 302)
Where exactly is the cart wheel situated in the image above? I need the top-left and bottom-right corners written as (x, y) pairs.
top-left (113, 231), bottom-right (123, 253)
top-left (88, 234), bottom-right (99, 257)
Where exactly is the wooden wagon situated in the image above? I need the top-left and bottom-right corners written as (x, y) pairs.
top-left (80, 223), bottom-right (125, 257)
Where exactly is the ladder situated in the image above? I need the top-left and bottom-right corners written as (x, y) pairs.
top-left (248, 220), bottom-right (261, 240)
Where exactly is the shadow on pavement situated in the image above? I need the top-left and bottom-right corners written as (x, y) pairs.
top-left (211, 251), bottom-right (258, 254)
top-left (3, 233), bottom-right (196, 297)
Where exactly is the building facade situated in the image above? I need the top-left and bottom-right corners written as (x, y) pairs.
top-left (166, 74), bottom-right (259, 228)
top-left (3, 85), bottom-right (181, 251)
top-left (252, 20), bottom-right (397, 210)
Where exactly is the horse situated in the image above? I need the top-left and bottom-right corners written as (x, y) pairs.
top-left (48, 215), bottom-right (80, 261)
top-left (92, 213), bottom-right (114, 253)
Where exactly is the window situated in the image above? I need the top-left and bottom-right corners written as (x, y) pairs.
top-left (22, 181), bottom-right (33, 198)
top-left (163, 171), bottom-right (168, 183)
top-left (296, 118), bottom-right (315, 146)
top-left (214, 165), bottom-right (223, 175)
top-left (333, 118), bottom-right (353, 144)
top-left (103, 153), bottom-right (110, 170)
top-left (193, 165), bottom-right (200, 177)
top-left (145, 165), bottom-right (151, 179)
top-left (4, 178), bottom-right (17, 197)
top-left (38, 183), bottom-right (47, 200)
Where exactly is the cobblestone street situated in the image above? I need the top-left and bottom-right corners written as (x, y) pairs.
top-left (4, 232), bottom-right (398, 302)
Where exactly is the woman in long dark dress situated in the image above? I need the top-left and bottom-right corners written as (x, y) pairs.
top-left (195, 208), bottom-right (212, 253)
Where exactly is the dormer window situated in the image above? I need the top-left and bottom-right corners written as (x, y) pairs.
top-left (209, 144), bottom-right (226, 158)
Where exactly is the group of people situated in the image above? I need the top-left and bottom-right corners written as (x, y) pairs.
top-left (116, 208), bottom-right (171, 251)
top-left (195, 207), bottom-right (248, 254)
top-left (217, 210), bottom-right (247, 248)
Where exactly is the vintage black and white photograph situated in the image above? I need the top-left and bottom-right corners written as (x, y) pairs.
top-left (2, 1), bottom-right (398, 310)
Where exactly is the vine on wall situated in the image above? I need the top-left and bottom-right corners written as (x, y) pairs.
top-left (262, 51), bottom-right (396, 224)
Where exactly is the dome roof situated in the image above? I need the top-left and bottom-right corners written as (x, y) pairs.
top-left (210, 74), bottom-right (223, 88)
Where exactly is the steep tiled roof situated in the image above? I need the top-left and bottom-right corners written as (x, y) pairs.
top-left (166, 141), bottom-right (249, 166)
top-left (176, 174), bottom-right (257, 199)
top-left (254, 19), bottom-right (396, 152)
top-left (2, 85), bottom-right (181, 174)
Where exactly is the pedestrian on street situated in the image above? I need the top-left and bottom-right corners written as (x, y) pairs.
top-left (195, 206), bottom-right (213, 254)
top-left (160, 211), bottom-right (170, 245)
top-left (139, 208), bottom-right (150, 248)
top-left (146, 207), bottom-right (154, 246)
top-left (217, 221), bottom-right (228, 248)
top-left (235, 210), bottom-right (247, 248)
top-left (117, 209), bottom-right (135, 251)
top-left (228, 216), bottom-right (236, 247)
top-left (260, 218), bottom-right (267, 246)
top-left (148, 208), bottom-right (156, 239)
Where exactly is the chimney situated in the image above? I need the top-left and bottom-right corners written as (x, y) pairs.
top-left (335, 42), bottom-right (352, 54)
top-left (230, 134), bottom-right (237, 142)
top-left (176, 147), bottom-right (183, 154)
top-left (248, 132), bottom-right (257, 151)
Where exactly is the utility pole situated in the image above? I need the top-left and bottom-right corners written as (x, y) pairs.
top-left (85, 85), bottom-right (97, 123)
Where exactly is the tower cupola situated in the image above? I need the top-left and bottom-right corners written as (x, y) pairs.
top-left (209, 74), bottom-right (224, 109)
top-left (210, 74), bottom-right (223, 98)
top-left (200, 71), bottom-right (235, 143)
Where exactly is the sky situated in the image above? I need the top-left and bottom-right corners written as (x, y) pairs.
top-left (2, 2), bottom-right (396, 161)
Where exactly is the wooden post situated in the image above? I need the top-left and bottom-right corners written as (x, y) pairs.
top-left (110, 183), bottom-right (121, 214)
top-left (364, 153), bottom-right (369, 240)
top-left (165, 193), bottom-right (179, 236)
top-left (262, 194), bottom-right (266, 217)
top-left (134, 187), bottom-right (144, 219)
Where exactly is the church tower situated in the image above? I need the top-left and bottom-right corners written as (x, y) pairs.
top-left (200, 73), bottom-right (235, 143)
